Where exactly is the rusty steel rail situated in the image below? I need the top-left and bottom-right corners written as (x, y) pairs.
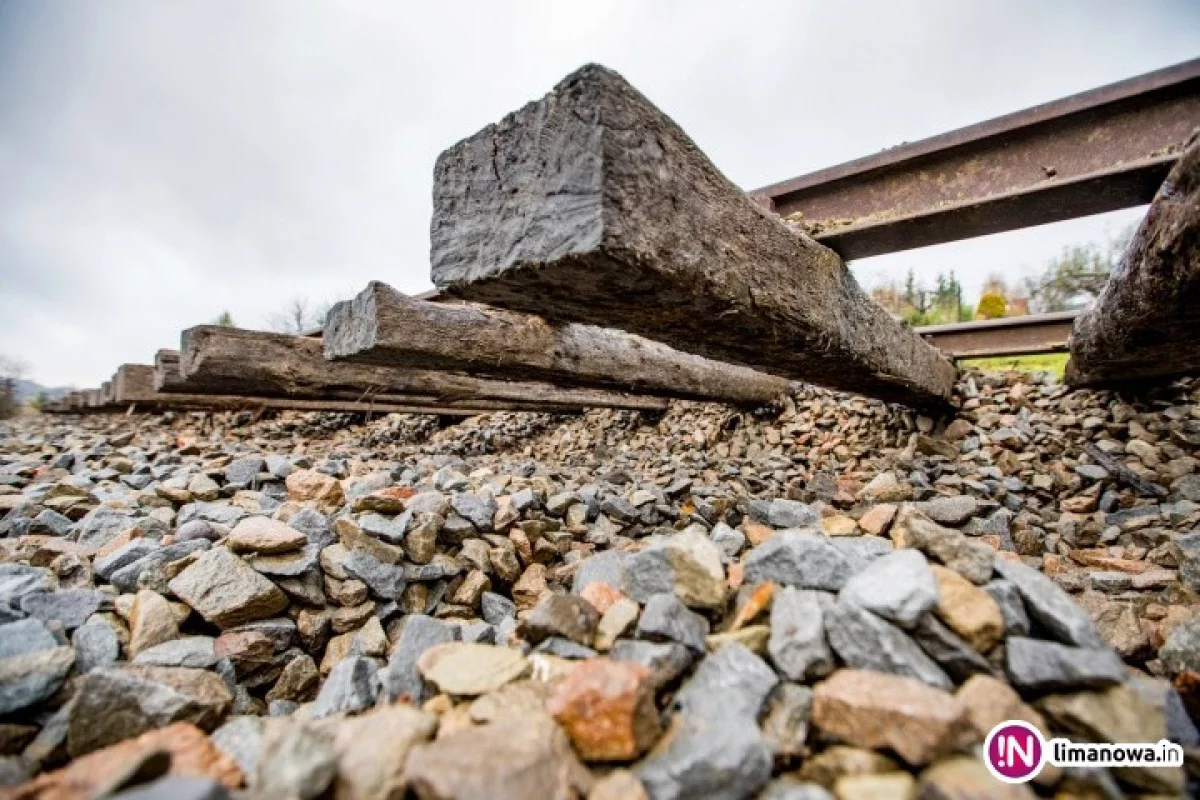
top-left (751, 58), bottom-right (1200, 260)
top-left (916, 310), bottom-right (1078, 359)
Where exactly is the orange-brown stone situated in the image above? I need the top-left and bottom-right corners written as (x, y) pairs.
top-left (214, 630), bottom-right (275, 674)
top-left (7, 722), bottom-right (241, 800)
top-left (1069, 549), bottom-right (1151, 574)
top-left (741, 520), bottom-right (774, 546)
top-left (930, 566), bottom-right (1004, 653)
top-left (284, 469), bottom-right (345, 510)
top-left (546, 658), bottom-right (660, 762)
top-left (579, 581), bottom-right (625, 615)
top-left (728, 582), bottom-right (774, 631)
top-left (857, 504), bottom-right (897, 536)
top-left (812, 669), bottom-right (972, 766)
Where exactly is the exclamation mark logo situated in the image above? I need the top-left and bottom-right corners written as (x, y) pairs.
top-left (984, 721), bottom-right (1046, 783)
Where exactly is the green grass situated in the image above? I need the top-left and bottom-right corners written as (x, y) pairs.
top-left (959, 352), bottom-right (1069, 378)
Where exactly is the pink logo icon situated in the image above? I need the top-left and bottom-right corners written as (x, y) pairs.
top-left (984, 720), bottom-right (1045, 783)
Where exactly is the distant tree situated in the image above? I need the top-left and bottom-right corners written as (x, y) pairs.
top-left (266, 296), bottom-right (335, 334)
top-left (213, 310), bottom-right (236, 327)
top-left (903, 269), bottom-right (920, 311)
top-left (0, 355), bottom-right (29, 420)
top-left (1022, 224), bottom-right (1135, 313)
top-left (977, 291), bottom-right (1008, 319)
top-left (30, 392), bottom-right (48, 411)
top-left (870, 270), bottom-right (972, 326)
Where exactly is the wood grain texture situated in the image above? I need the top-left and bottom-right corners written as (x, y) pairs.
top-left (429, 64), bottom-right (956, 407)
top-left (111, 363), bottom-right (512, 416)
top-left (177, 326), bottom-right (668, 412)
top-left (1067, 131), bottom-right (1200, 387)
top-left (324, 281), bottom-right (790, 407)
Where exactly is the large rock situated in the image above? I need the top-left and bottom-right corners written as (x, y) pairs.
top-left (674, 643), bottom-right (778, 721)
top-left (623, 531), bottom-right (726, 610)
top-left (134, 637), bottom-right (219, 669)
top-left (67, 667), bottom-right (233, 756)
top-left (1038, 685), bottom-right (1184, 794)
top-left (323, 704), bottom-right (438, 800)
top-left (636, 715), bottom-right (775, 800)
top-left (13, 723), bottom-right (242, 800)
top-left (168, 547), bottom-right (288, 629)
top-left (546, 657), bottom-right (660, 762)
top-left (405, 715), bottom-right (592, 800)
top-left (210, 716), bottom-right (265, 779)
top-left (416, 642), bottom-right (528, 696)
top-left (111, 540), bottom-right (211, 594)
top-left (982, 580), bottom-right (1030, 637)
top-left (0, 564), bottom-right (55, 613)
top-left (19, 588), bottom-right (104, 631)
top-left (992, 558), bottom-right (1104, 648)
top-left (769, 587), bottom-right (835, 682)
top-left (955, 674), bottom-right (1047, 739)
top-left (766, 500), bottom-right (819, 529)
top-left (636, 593), bottom-right (708, 652)
top-left (379, 615), bottom-right (460, 704)
top-left (285, 469), bottom-right (345, 510)
top-left (1160, 614), bottom-right (1200, 674)
top-left (811, 669), bottom-right (972, 766)
top-left (129, 589), bottom-right (180, 657)
top-left (760, 682), bottom-right (814, 760)
top-left (930, 565), bottom-right (1004, 653)
top-left (839, 549), bottom-right (936, 629)
top-left (915, 496), bottom-right (980, 526)
top-left (0, 644), bottom-right (74, 715)
top-left (73, 620), bottom-right (121, 673)
top-left (254, 719), bottom-right (337, 799)
top-left (74, 507), bottom-right (137, 549)
top-left (0, 618), bottom-right (58, 659)
top-left (609, 640), bottom-right (695, 691)
top-left (523, 594), bottom-right (600, 646)
top-left (1004, 637), bottom-right (1125, 693)
top-left (571, 550), bottom-right (629, 595)
top-left (1176, 530), bottom-right (1200, 592)
top-left (744, 531), bottom-right (857, 592)
top-left (917, 757), bottom-right (1035, 800)
top-left (312, 655), bottom-right (379, 719)
top-left (226, 517), bottom-right (306, 555)
top-left (636, 644), bottom-right (777, 800)
top-left (342, 549), bottom-right (407, 601)
top-left (910, 615), bottom-right (995, 683)
top-left (824, 598), bottom-right (952, 690)
top-left (891, 510), bottom-right (993, 584)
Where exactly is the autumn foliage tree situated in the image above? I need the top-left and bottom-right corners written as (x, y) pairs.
top-left (977, 291), bottom-right (1007, 319)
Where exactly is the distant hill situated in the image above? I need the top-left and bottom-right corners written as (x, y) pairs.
top-left (11, 379), bottom-right (75, 404)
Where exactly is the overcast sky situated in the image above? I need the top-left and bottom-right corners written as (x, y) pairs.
top-left (1, 1), bottom-right (1198, 387)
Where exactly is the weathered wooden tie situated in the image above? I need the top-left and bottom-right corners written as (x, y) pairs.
top-left (154, 350), bottom-right (186, 392)
top-left (429, 65), bottom-right (956, 407)
top-left (1066, 132), bottom-right (1200, 387)
top-left (113, 363), bottom-right (504, 416)
top-left (177, 326), bottom-right (668, 413)
top-left (325, 281), bottom-right (791, 407)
